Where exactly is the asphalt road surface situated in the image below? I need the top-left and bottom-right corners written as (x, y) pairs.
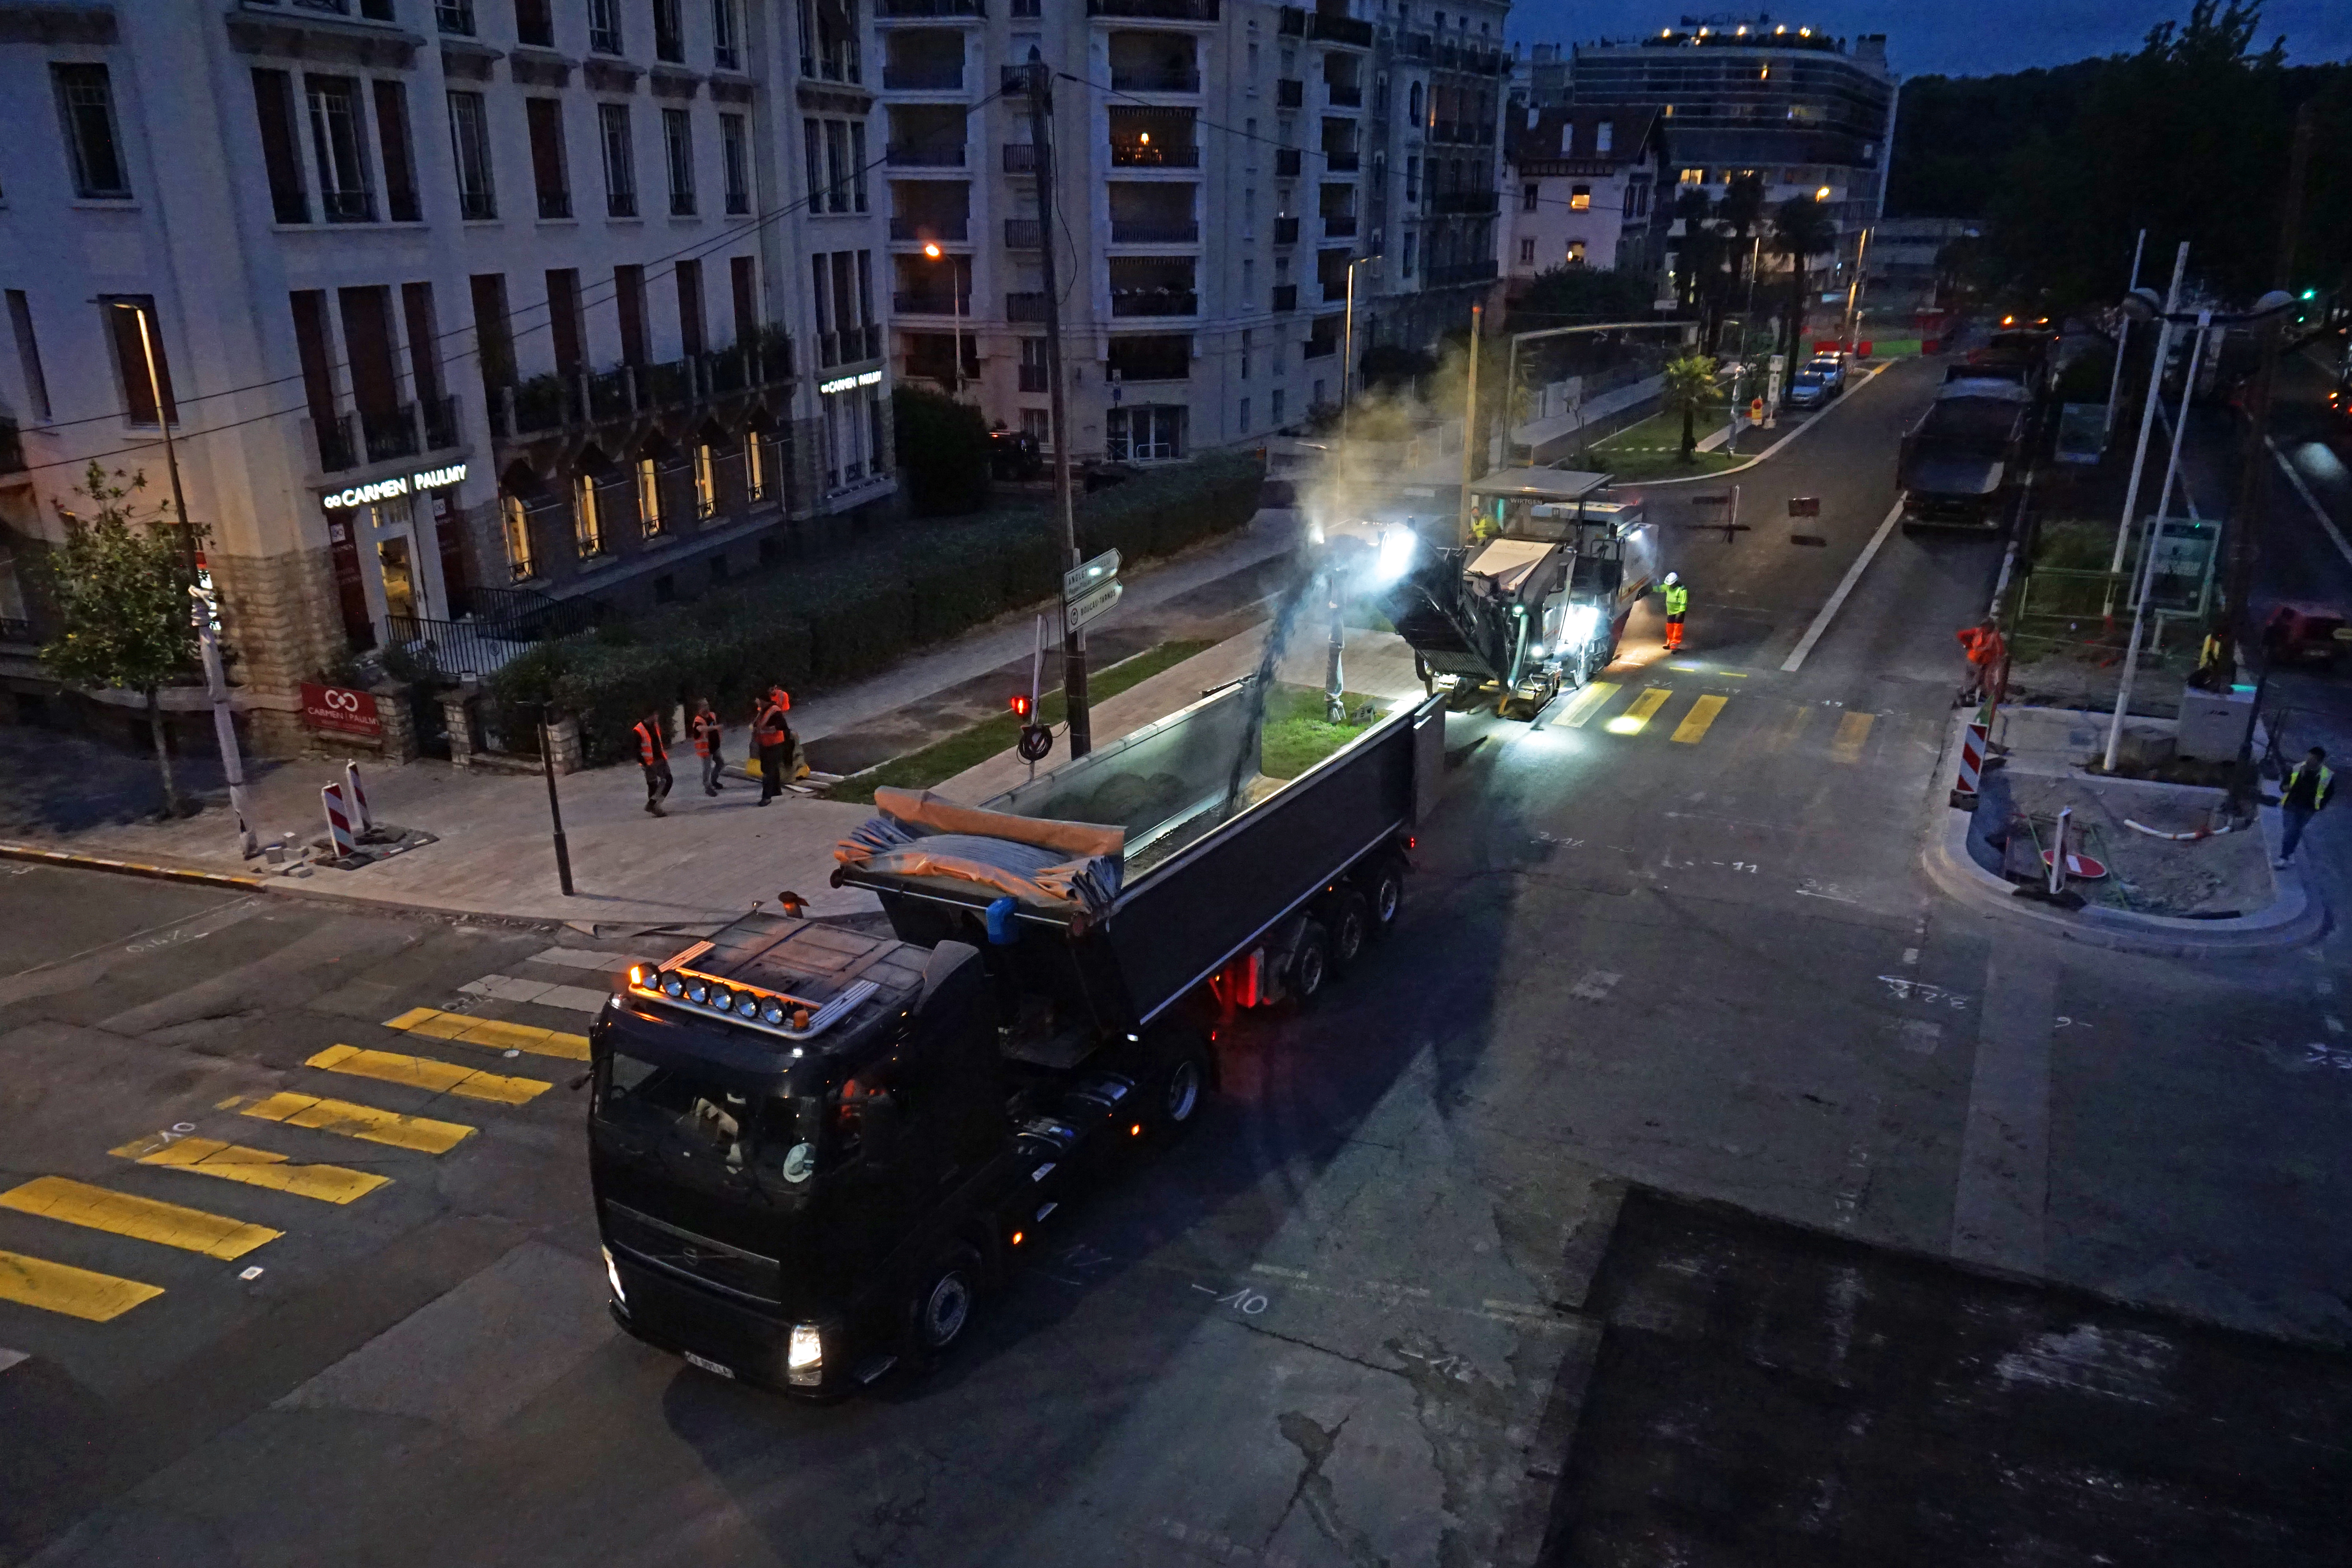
top-left (4, 361), bottom-right (2349, 1566)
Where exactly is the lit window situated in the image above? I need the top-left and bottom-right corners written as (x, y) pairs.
top-left (694, 444), bottom-right (717, 516)
top-left (1570, 184), bottom-right (1591, 211)
top-left (573, 474), bottom-right (605, 557)
top-left (501, 493), bottom-right (537, 580)
top-left (1566, 240), bottom-right (1586, 265)
top-left (637, 457), bottom-right (666, 537)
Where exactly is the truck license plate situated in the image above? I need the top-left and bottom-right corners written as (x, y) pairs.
top-left (682, 1351), bottom-right (735, 1380)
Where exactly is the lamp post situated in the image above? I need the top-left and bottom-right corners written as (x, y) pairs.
top-left (2103, 229), bottom-right (2147, 447)
top-left (922, 241), bottom-right (963, 399)
top-left (1340, 252), bottom-right (1379, 470)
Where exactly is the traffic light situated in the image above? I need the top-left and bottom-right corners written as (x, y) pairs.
top-left (1009, 693), bottom-right (1032, 719)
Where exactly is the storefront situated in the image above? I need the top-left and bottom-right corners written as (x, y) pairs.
top-left (319, 461), bottom-right (470, 650)
top-left (817, 368), bottom-right (885, 492)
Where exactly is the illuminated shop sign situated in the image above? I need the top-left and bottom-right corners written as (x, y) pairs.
top-left (817, 369), bottom-right (884, 395)
top-left (321, 462), bottom-right (469, 510)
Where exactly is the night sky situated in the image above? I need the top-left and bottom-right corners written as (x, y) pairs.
top-left (1501, 2), bottom-right (2351, 78)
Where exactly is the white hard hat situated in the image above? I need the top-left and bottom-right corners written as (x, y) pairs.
top-left (1663, 571), bottom-right (1681, 586)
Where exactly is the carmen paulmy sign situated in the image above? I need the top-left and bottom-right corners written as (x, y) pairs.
top-left (321, 462), bottom-right (468, 511)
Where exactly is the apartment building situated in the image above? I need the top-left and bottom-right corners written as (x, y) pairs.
top-left (0, 0), bottom-right (891, 751)
top-left (1498, 104), bottom-right (1668, 285)
top-left (872, 0), bottom-right (1508, 459)
top-left (1566, 20), bottom-right (1895, 299)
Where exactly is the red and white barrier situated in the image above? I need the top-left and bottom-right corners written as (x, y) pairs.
top-left (1950, 720), bottom-right (1990, 809)
top-left (321, 784), bottom-right (357, 859)
top-left (342, 759), bottom-right (374, 834)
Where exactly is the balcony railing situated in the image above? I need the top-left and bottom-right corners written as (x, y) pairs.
top-left (877, 0), bottom-right (985, 16)
top-left (1110, 218), bottom-right (1199, 243)
top-left (1431, 189), bottom-right (1498, 214)
top-left (893, 290), bottom-right (970, 316)
top-left (1326, 82), bottom-right (1362, 107)
top-left (1110, 141), bottom-right (1199, 167)
top-left (887, 142), bottom-right (967, 167)
top-left (1110, 288), bottom-right (1196, 316)
top-left (1275, 78), bottom-right (1303, 107)
top-left (489, 342), bottom-right (792, 440)
top-left (1423, 258), bottom-right (1499, 288)
top-left (538, 187), bottom-right (572, 220)
top-left (1110, 67), bottom-right (1200, 92)
top-left (1323, 150), bottom-right (1359, 172)
top-left (387, 588), bottom-right (603, 681)
top-left (1005, 292), bottom-right (1049, 321)
top-left (1272, 214), bottom-right (1299, 244)
top-left (1086, 0), bottom-right (1219, 18)
top-left (1321, 214), bottom-right (1357, 238)
top-left (1274, 149), bottom-right (1301, 176)
top-left (312, 395), bottom-right (463, 474)
top-left (882, 63), bottom-right (965, 89)
top-left (891, 216), bottom-right (969, 241)
top-left (801, 44), bottom-right (862, 82)
top-left (1308, 12), bottom-right (1373, 46)
top-left (1002, 142), bottom-right (1038, 172)
top-left (1271, 283), bottom-right (1298, 311)
top-left (1003, 217), bottom-right (1042, 247)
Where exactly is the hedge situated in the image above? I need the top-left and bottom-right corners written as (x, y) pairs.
top-left (488, 449), bottom-right (1266, 762)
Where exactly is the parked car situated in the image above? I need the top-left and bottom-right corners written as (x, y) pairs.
top-left (1806, 354), bottom-right (1847, 393)
top-left (2262, 601), bottom-right (2349, 668)
top-left (1784, 368), bottom-right (1832, 408)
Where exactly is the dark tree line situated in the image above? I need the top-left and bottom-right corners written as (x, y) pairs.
top-left (1889, 2), bottom-right (2350, 312)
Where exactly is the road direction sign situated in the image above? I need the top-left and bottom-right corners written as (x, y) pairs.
top-left (1065, 548), bottom-right (1120, 601)
top-left (1065, 579), bottom-right (1123, 630)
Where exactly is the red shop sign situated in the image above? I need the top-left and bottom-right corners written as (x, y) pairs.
top-left (301, 682), bottom-right (383, 737)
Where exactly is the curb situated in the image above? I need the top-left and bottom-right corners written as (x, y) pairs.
top-left (1920, 799), bottom-right (2325, 958)
top-left (1628, 358), bottom-right (1902, 489)
top-left (0, 841), bottom-right (270, 893)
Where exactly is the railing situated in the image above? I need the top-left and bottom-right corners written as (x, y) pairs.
top-left (893, 290), bottom-right (969, 316)
top-left (1110, 218), bottom-right (1199, 243)
top-left (1110, 141), bottom-right (1199, 167)
top-left (1003, 217), bottom-right (1042, 247)
top-left (1322, 214), bottom-right (1357, 238)
top-left (1086, 0), bottom-right (1219, 18)
top-left (801, 43), bottom-right (862, 82)
top-left (358, 402), bottom-right (422, 465)
top-left (538, 187), bottom-right (572, 220)
top-left (816, 325), bottom-right (884, 367)
top-left (1431, 189), bottom-right (1497, 214)
top-left (1326, 82), bottom-right (1362, 107)
top-left (1324, 150), bottom-right (1359, 172)
top-left (1423, 258), bottom-right (1499, 287)
top-left (887, 142), bottom-right (967, 167)
top-left (1308, 12), bottom-right (1373, 46)
top-left (1272, 214), bottom-right (1299, 244)
top-left (882, 63), bottom-right (965, 89)
top-left (891, 216), bottom-right (969, 241)
top-left (1275, 78), bottom-right (1304, 107)
top-left (1110, 67), bottom-right (1200, 92)
top-left (877, 0), bottom-right (984, 16)
top-left (1271, 283), bottom-right (1298, 311)
top-left (490, 343), bottom-right (791, 439)
top-left (1110, 288), bottom-right (1196, 316)
top-left (436, 1), bottom-right (475, 33)
top-left (1002, 142), bottom-right (1038, 172)
top-left (387, 593), bottom-right (602, 681)
top-left (421, 394), bottom-right (462, 450)
top-left (1274, 148), bottom-right (1301, 176)
top-left (1005, 292), bottom-right (1049, 322)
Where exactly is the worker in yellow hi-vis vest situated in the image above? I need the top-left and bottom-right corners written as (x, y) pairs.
top-left (1660, 572), bottom-right (1690, 652)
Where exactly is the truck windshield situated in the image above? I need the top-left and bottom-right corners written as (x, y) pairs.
top-left (594, 1048), bottom-right (821, 1200)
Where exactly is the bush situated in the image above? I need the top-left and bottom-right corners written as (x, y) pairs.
top-left (892, 386), bottom-right (991, 517)
top-left (488, 452), bottom-right (1267, 764)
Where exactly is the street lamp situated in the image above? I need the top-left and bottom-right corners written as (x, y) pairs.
top-left (1341, 252), bottom-right (1381, 427)
top-left (922, 241), bottom-right (963, 399)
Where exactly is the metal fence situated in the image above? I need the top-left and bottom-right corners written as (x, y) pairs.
top-left (387, 589), bottom-right (602, 681)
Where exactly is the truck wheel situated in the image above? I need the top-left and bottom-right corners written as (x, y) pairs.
top-left (1144, 1030), bottom-right (1212, 1138)
top-left (1289, 921), bottom-right (1331, 1008)
top-left (907, 1245), bottom-right (983, 1366)
top-left (1362, 858), bottom-right (1406, 940)
top-left (1325, 890), bottom-right (1371, 973)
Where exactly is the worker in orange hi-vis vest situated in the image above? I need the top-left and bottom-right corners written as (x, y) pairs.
top-left (690, 697), bottom-right (726, 797)
top-left (1955, 617), bottom-right (2007, 708)
top-left (754, 684), bottom-right (793, 807)
top-left (633, 710), bottom-right (673, 818)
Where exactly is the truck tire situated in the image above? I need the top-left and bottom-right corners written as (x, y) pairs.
top-left (1361, 857), bottom-right (1405, 940)
top-left (906, 1244), bottom-right (984, 1367)
top-left (1324, 889), bottom-right (1371, 973)
top-left (1143, 1029), bottom-right (1213, 1138)
top-left (1288, 921), bottom-right (1331, 1008)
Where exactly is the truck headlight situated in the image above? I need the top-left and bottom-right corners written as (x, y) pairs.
top-left (603, 1245), bottom-right (627, 1308)
top-left (787, 1323), bottom-right (823, 1385)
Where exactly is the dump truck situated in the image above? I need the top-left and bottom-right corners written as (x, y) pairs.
top-left (588, 679), bottom-right (1446, 1397)
top-left (1897, 377), bottom-right (2035, 531)
top-left (1386, 467), bottom-right (1657, 714)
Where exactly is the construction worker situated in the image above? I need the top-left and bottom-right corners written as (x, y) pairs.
top-left (1955, 617), bottom-right (2007, 707)
top-left (633, 709), bottom-right (673, 818)
top-left (2276, 746), bottom-right (2333, 869)
top-left (2191, 622), bottom-right (2228, 690)
top-left (754, 684), bottom-right (793, 807)
top-left (1660, 572), bottom-right (1689, 651)
top-left (691, 697), bottom-right (726, 796)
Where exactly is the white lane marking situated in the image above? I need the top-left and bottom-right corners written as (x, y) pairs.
top-left (2267, 436), bottom-right (2352, 571)
top-left (1568, 969), bottom-right (1622, 1002)
top-left (1781, 498), bottom-right (1907, 672)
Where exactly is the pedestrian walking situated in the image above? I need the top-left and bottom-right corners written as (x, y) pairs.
top-left (1955, 617), bottom-right (2007, 707)
top-left (634, 710), bottom-right (673, 817)
top-left (754, 684), bottom-right (793, 807)
top-left (1660, 572), bottom-right (1689, 652)
top-left (691, 697), bottom-right (726, 796)
top-left (2275, 746), bottom-right (2333, 868)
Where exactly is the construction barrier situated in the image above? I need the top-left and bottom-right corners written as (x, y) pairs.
top-left (321, 784), bottom-right (357, 859)
top-left (342, 760), bottom-right (375, 834)
top-left (1950, 720), bottom-right (1989, 810)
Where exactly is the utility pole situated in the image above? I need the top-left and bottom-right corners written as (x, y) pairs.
top-left (2218, 102), bottom-right (2315, 691)
top-left (1028, 55), bottom-right (1090, 756)
top-left (1456, 302), bottom-right (1481, 547)
top-left (2107, 241), bottom-right (2190, 579)
top-left (2103, 229), bottom-right (2147, 446)
top-left (1838, 225), bottom-right (1872, 354)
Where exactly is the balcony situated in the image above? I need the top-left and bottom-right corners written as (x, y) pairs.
top-left (893, 290), bottom-right (971, 316)
top-left (1110, 66), bottom-right (1201, 92)
top-left (1111, 288), bottom-right (1196, 317)
top-left (1271, 283), bottom-right (1298, 311)
top-left (887, 142), bottom-right (967, 167)
top-left (1324, 150), bottom-right (1359, 172)
top-left (1276, 6), bottom-right (1304, 35)
top-left (1308, 12), bottom-right (1373, 47)
top-left (1086, 0), bottom-right (1220, 19)
top-left (801, 43), bottom-right (862, 82)
top-left (488, 339), bottom-right (793, 441)
top-left (1431, 189), bottom-right (1498, 214)
top-left (817, 325), bottom-right (884, 367)
top-left (1326, 82), bottom-right (1362, 108)
top-left (890, 216), bottom-right (969, 241)
top-left (1110, 218), bottom-right (1199, 243)
top-left (1274, 148), bottom-right (1301, 176)
top-left (1423, 258), bottom-right (1499, 288)
top-left (882, 63), bottom-right (965, 89)
top-left (1110, 140), bottom-right (1199, 168)
top-left (1006, 292), bottom-right (1049, 322)
top-left (312, 396), bottom-right (466, 474)
top-left (1322, 214), bottom-right (1357, 238)
top-left (1003, 217), bottom-right (1042, 247)
top-left (1272, 215), bottom-right (1299, 245)
top-left (1275, 78), bottom-right (1303, 107)
top-left (877, 0), bottom-right (985, 17)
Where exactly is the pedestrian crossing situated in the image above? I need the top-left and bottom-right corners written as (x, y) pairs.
top-left (0, 944), bottom-right (636, 1327)
top-left (1546, 678), bottom-right (1886, 767)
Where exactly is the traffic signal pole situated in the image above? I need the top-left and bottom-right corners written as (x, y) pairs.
top-left (1027, 57), bottom-right (1090, 757)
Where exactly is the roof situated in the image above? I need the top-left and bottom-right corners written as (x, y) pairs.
top-left (1467, 467), bottom-right (1614, 503)
top-left (1466, 537), bottom-right (1558, 595)
top-left (1505, 104), bottom-right (1664, 170)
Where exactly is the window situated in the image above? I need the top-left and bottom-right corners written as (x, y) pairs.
top-left (664, 109), bottom-right (696, 214)
top-left (615, 264), bottom-right (648, 363)
top-left (436, 2), bottom-right (477, 34)
top-left (720, 113), bottom-right (750, 214)
top-left (1595, 120), bottom-right (1613, 153)
top-left (1018, 338), bottom-right (1048, 392)
top-left (1570, 183), bottom-right (1590, 211)
top-left (1020, 407), bottom-right (1049, 444)
top-left (1518, 236), bottom-right (1534, 265)
top-left (693, 444), bottom-right (717, 517)
top-left (1566, 239), bottom-right (1586, 265)
top-left (589, 0), bottom-right (623, 54)
top-left (849, 122), bottom-right (868, 211)
top-left (102, 296), bottom-right (176, 426)
top-left (573, 473), bottom-right (606, 556)
top-left (824, 120), bottom-right (848, 212)
top-left (447, 91), bottom-right (496, 219)
top-left (53, 64), bottom-right (129, 198)
top-left (1405, 156), bottom-right (1418, 201)
top-left (802, 118), bottom-right (822, 206)
top-left (252, 69), bottom-right (309, 223)
top-left (1521, 181), bottom-right (1537, 212)
top-left (745, 431), bottom-right (770, 498)
top-left (526, 97), bottom-right (570, 219)
top-left (515, 0), bottom-right (554, 47)
top-left (712, 0), bottom-right (743, 71)
top-left (470, 272), bottom-right (514, 385)
top-left (654, 0), bottom-right (685, 63)
top-left (1240, 327), bottom-right (1252, 381)
top-left (1270, 388), bottom-right (1285, 425)
top-left (501, 493), bottom-right (537, 579)
top-left (1401, 230), bottom-right (1416, 276)
top-left (730, 255), bottom-right (757, 342)
top-left (1238, 397), bottom-right (1250, 430)
top-left (305, 76), bottom-right (376, 221)
top-left (599, 102), bottom-right (637, 216)
top-left (546, 267), bottom-right (584, 374)
top-left (676, 257), bottom-right (705, 354)
top-left (637, 457), bottom-right (668, 536)
top-left (373, 81), bottom-right (420, 221)
top-left (1406, 81), bottom-right (1422, 128)
top-left (8, 291), bottom-right (53, 421)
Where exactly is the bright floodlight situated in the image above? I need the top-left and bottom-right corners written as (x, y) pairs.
top-left (1374, 523), bottom-right (1417, 584)
top-left (1562, 603), bottom-right (1601, 644)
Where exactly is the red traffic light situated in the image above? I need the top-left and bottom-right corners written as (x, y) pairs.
top-left (1009, 693), bottom-right (1031, 719)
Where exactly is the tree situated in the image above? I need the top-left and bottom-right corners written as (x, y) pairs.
top-left (1661, 354), bottom-right (1721, 459)
top-left (37, 463), bottom-right (201, 815)
top-left (1514, 266), bottom-right (1658, 325)
top-left (890, 385), bottom-right (991, 516)
top-left (1770, 195), bottom-right (1838, 361)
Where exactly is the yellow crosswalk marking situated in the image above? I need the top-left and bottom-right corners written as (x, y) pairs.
top-left (0, 1176), bottom-right (279, 1260)
top-left (1762, 703), bottom-right (1815, 753)
top-left (111, 1133), bottom-right (390, 1205)
top-left (238, 1092), bottom-right (473, 1154)
top-left (1830, 711), bottom-right (1876, 764)
top-left (383, 1006), bottom-right (590, 1061)
top-left (0, 1248), bottom-right (165, 1322)
top-left (308, 1044), bottom-right (550, 1105)
top-left (1558, 681), bottom-right (1621, 728)
top-left (1605, 687), bottom-right (1673, 735)
top-left (1671, 694), bottom-right (1729, 744)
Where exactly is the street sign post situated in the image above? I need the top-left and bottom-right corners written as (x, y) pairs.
top-left (1065, 579), bottom-right (1123, 631)
top-left (1065, 548), bottom-right (1119, 602)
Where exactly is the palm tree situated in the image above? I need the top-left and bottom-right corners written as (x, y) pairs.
top-left (1718, 172), bottom-right (1769, 296)
top-left (1770, 194), bottom-right (1838, 364)
top-left (1662, 353), bottom-right (1720, 460)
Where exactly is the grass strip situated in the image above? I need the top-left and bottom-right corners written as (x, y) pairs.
top-left (828, 639), bottom-right (1216, 804)
top-left (1260, 685), bottom-right (1381, 780)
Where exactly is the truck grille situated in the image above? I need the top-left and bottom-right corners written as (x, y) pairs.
top-left (604, 1201), bottom-right (784, 1306)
